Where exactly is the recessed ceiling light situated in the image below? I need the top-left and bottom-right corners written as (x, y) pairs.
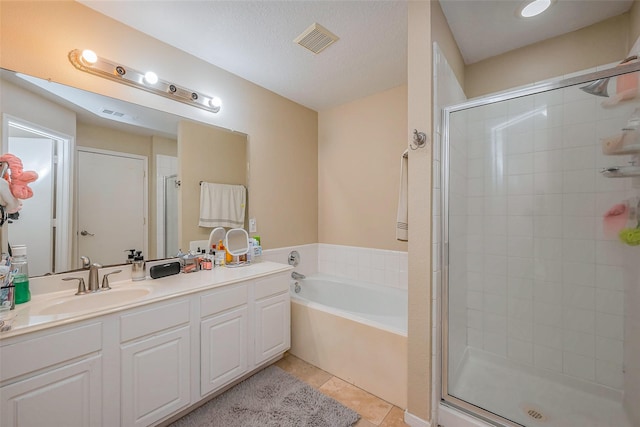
top-left (520, 0), bottom-right (552, 18)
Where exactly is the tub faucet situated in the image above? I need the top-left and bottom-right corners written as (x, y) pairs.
top-left (291, 271), bottom-right (306, 280)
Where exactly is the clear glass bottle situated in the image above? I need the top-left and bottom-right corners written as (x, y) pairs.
top-left (12, 245), bottom-right (30, 304)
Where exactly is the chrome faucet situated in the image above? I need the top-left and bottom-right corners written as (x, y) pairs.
top-left (291, 271), bottom-right (305, 280)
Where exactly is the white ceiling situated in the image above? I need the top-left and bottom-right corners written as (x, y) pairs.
top-left (79, 0), bottom-right (408, 112)
top-left (440, 0), bottom-right (634, 65)
top-left (76, 1), bottom-right (634, 112)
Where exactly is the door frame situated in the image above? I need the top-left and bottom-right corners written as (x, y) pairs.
top-left (74, 146), bottom-right (148, 268)
top-left (2, 113), bottom-right (74, 273)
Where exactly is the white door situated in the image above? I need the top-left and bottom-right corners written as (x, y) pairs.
top-left (77, 149), bottom-right (146, 266)
top-left (7, 137), bottom-right (55, 276)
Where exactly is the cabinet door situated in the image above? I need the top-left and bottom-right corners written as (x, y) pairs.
top-left (254, 292), bottom-right (290, 365)
top-left (0, 355), bottom-right (102, 427)
top-left (121, 326), bottom-right (190, 427)
top-left (200, 306), bottom-right (248, 396)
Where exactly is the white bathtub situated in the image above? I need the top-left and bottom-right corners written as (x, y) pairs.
top-left (291, 275), bottom-right (407, 334)
top-left (289, 275), bottom-right (408, 408)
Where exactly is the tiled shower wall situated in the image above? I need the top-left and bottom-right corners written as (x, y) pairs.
top-left (453, 73), bottom-right (639, 391)
top-left (625, 249), bottom-right (640, 425)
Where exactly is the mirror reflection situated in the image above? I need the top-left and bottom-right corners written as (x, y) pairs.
top-left (0, 69), bottom-right (248, 277)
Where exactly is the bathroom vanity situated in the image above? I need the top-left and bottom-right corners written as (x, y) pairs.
top-left (0, 261), bottom-right (292, 427)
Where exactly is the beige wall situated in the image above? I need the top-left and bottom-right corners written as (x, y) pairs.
top-left (318, 85), bottom-right (408, 252)
top-left (178, 120), bottom-right (247, 250)
top-left (0, 0), bottom-right (318, 250)
top-left (0, 80), bottom-right (77, 139)
top-left (406, 1), bottom-right (433, 422)
top-left (431, 0), bottom-right (465, 90)
top-left (76, 122), bottom-right (152, 157)
top-left (465, 13), bottom-right (630, 98)
top-left (630, 0), bottom-right (640, 46)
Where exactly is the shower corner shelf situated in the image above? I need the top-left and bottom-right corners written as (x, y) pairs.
top-left (602, 144), bottom-right (640, 156)
top-left (600, 166), bottom-right (640, 178)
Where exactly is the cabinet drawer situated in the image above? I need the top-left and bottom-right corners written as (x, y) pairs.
top-left (0, 322), bottom-right (102, 383)
top-left (200, 284), bottom-right (248, 318)
top-left (254, 274), bottom-right (288, 300)
top-left (120, 299), bottom-right (190, 343)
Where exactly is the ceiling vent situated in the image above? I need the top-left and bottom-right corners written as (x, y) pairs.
top-left (99, 107), bottom-right (135, 121)
top-left (294, 23), bottom-right (339, 54)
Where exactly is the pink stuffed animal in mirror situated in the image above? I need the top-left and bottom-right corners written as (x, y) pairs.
top-left (0, 153), bottom-right (38, 201)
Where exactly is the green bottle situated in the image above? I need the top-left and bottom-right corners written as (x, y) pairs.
top-left (12, 245), bottom-right (30, 304)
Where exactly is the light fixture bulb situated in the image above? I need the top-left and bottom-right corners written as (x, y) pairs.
top-left (210, 97), bottom-right (222, 108)
top-left (520, 0), bottom-right (551, 17)
top-left (81, 49), bottom-right (98, 64)
top-left (144, 71), bottom-right (158, 85)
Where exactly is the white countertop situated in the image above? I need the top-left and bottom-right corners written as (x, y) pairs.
top-left (0, 261), bottom-right (292, 340)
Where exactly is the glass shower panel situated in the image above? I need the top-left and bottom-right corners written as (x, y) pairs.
top-left (444, 68), bottom-right (639, 427)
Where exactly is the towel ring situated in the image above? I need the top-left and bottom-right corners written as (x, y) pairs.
top-left (410, 129), bottom-right (428, 150)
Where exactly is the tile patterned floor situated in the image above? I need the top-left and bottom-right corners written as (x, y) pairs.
top-left (275, 353), bottom-right (409, 427)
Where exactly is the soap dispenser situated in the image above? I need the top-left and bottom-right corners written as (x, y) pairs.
top-left (131, 251), bottom-right (146, 281)
top-left (125, 249), bottom-right (136, 264)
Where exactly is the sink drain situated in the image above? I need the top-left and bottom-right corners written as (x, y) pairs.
top-left (521, 404), bottom-right (548, 423)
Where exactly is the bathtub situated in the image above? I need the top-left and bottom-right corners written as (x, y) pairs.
top-left (289, 275), bottom-right (408, 408)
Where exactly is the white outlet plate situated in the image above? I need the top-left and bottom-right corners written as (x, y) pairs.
top-left (249, 218), bottom-right (257, 232)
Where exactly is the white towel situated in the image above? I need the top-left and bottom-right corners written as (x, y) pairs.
top-left (396, 149), bottom-right (408, 241)
top-left (199, 182), bottom-right (246, 228)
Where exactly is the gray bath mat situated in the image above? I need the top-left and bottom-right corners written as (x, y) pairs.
top-left (169, 365), bottom-right (360, 427)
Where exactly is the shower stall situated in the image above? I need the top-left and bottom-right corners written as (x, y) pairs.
top-left (441, 61), bottom-right (640, 427)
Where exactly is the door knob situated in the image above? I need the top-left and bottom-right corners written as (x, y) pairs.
top-left (80, 230), bottom-right (95, 236)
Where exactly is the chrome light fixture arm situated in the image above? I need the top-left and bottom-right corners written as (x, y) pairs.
top-left (68, 49), bottom-right (222, 114)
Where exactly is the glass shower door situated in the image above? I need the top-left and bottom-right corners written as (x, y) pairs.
top-left (442, 65), bottom-right (640, 427)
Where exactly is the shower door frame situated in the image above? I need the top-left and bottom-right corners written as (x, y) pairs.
top-left (440, 60), bottom-right (640, 427)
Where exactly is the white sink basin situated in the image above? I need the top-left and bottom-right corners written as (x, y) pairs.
top-left (34, 287), bottom-right (152, 316)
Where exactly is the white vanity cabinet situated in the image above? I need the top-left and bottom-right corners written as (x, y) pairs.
top-left (0, 266), bottom-right (291, 427)
top-left (119, 299), bottom-right (191, 427)
top-left (0, 322), bottom-right (104, 427)
top-left (254, 274), bottom-right (291, 366)
top-left (199, 284), bottom-right (249, 396)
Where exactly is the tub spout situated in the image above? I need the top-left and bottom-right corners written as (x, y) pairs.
top-left (291, 271), bottom-right (306, 280)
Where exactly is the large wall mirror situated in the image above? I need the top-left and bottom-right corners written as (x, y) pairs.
top-left (0, 68), bottom-right (248, 277)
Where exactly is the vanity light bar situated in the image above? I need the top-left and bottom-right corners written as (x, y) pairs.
top-left (68, 49), bottom-right (222, 114)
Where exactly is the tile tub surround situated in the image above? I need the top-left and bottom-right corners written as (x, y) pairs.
top-left (262, 243), bottom-right (408, 290)
top-left (261, 243), bottom-right (318, 277)
top-left (317, 244), bottom-right (408, 290)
